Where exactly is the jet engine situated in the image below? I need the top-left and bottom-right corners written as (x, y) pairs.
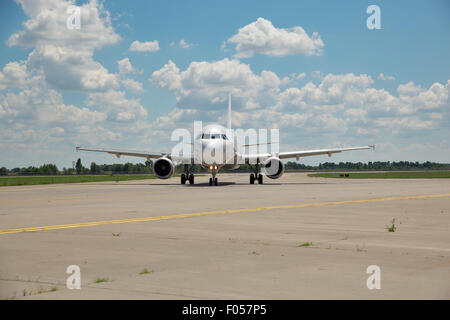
top-left (262, 157), bottom-right (284, 179)
top-left (153, 157), bottom-right (174, 179)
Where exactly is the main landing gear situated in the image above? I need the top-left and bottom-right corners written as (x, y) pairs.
top-left (250, 173), bottom-right (263, 184)
top-left (181, 173), bottom-right (194, 184)
top-left (249, 162), bottom-right (263, 185)
top-left (181, 164), bottom-right (194, 185)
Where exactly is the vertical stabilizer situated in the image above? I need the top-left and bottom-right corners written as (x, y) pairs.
top-left (227, 93), bottom-right (232, 130)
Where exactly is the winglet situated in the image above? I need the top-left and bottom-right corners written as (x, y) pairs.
top-left (227, 93), bottom-right (232, 130)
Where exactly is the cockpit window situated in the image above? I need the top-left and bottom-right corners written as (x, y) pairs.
top-left (202, 133), bottom-right (228, 140)
top-left (202, 133), bottom-right (226, 140)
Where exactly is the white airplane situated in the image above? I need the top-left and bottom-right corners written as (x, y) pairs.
top-left (76, 95), bottom-right (374, 186)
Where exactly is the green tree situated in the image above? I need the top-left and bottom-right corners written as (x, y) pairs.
top-left (63, 168), bottom-right (75, 175)
top-left (39, 164), bottom-right (58, 175)
top-left (111, 163), bottom-right (124, 174)
top-left (75, 158), bottom-right (82, 175)
top-left (90, 162), bottom-right (100, 174)
top-left (0, 167), bottom-right (7, 176)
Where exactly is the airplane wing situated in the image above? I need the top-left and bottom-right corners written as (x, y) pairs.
top-left (278, 145), bottom-right (374, 160)
top-left (76, 146), bottom-right (167, 160)
top-left (243, 145), bottom-right (374, 162)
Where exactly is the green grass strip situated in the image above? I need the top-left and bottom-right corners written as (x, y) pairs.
top-left (0, 174), bottom-right (164, 186)
top-left (308, 171), bottom-right (450, 179)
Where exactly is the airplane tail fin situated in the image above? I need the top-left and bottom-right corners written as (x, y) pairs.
top-left (227, 93), bottom-right (232, 130)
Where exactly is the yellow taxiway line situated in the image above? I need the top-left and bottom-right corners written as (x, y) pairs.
top-left (1, 193), bottom-right (449, 235)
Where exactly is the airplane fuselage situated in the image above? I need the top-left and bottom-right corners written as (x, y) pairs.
top-left (194, 128), bottom-right (241, 172)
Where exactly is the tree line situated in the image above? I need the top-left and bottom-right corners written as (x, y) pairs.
top-left (1, 159), bottom-right (449, 176)
top-left (283, 161), bottom-right (450, 171)
top-left (0, 159), bottom-right (153, 176)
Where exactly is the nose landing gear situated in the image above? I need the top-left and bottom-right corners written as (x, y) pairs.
top-left (209, 165), bottom-right (218, 186)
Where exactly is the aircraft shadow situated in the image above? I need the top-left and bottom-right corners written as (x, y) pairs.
top-left (92, 181), bottom-right (328, 186)
top-left (96, 182), bottom-right (235, 186)
top-left (97, 182), bottom-right (184, 186)
top-left (263, 182), bottom-right (329, 185)
top-left (185, 182), bottom-right (236, 187)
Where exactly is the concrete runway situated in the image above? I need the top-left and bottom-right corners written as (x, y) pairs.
top-left (0, 173), bottom-right (449, 299)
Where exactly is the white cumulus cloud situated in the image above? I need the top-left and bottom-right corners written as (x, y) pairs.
top-left (227, 18), bottom-right (324, 58)
top-left (378, 73), bottom-right (396, 81)
top-left (6, 0), bottom-right (121, 92)
top-left (121, 78), bottom-right (144, 93)
top-left (27, 45), bottom-right (119, 91)
top-left (150, 57), bottom-right (449, 152)
top-left (179, 39), bottom-right (192, 49)
top-left (86, 90), bottom-right (147, 122)
top-left (0, 0), bottom-right (151, 167)
top-left (151, 58), bottom-right (281, 111)
top-left (129, 40), bottom-right (160, 52)
top-left (7, 0), bottom-right (120, 50)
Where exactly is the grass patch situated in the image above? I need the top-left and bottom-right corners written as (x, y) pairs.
top-left (139, 268), bottom-right (153, 275)
top-left (248, 251), bottom-right (260, 255)
top-left (0, 174), bottom-right (166, 187)
top-left (307, 171), bottom-right (450, 179)
top-left (23, 286), bottom-right (59, 296)
top-left (386, 218), bottom-right (397, 232)
top-left (112, 233), bottom-right (121, 237)
top-left (297, 242), bottom-right (312, 247)
top-left (94, 277), bottom-right (109, 283)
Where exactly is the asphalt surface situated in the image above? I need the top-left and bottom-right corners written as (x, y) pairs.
top-left (0, 173), bottom-right (449, 299)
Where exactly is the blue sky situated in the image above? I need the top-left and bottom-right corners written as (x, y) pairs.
top-left (0, 0), bottom-right (449, 168)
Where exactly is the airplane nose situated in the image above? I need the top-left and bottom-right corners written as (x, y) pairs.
top-left (203, 141), bottom-right (223, 165)
top-left (202, 143), bottom-right (215, 160)
top-left (201, 140), bottom-right (234, 165)
top-left (201, 141), bottom-right (210, 151)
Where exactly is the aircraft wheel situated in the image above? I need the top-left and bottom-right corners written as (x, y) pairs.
top-left (214, 177), bottom-right (218, 186)
top-left (181, 174), bottom-right (186, 184)
top-left (258, 174), bottom-right (263, 184)
top-left (188, 174), bottom-right (194, 184)
top-left (209, 178), bottom-right (212, 186)
top-left (250, 173), bottom-right (255, 184)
